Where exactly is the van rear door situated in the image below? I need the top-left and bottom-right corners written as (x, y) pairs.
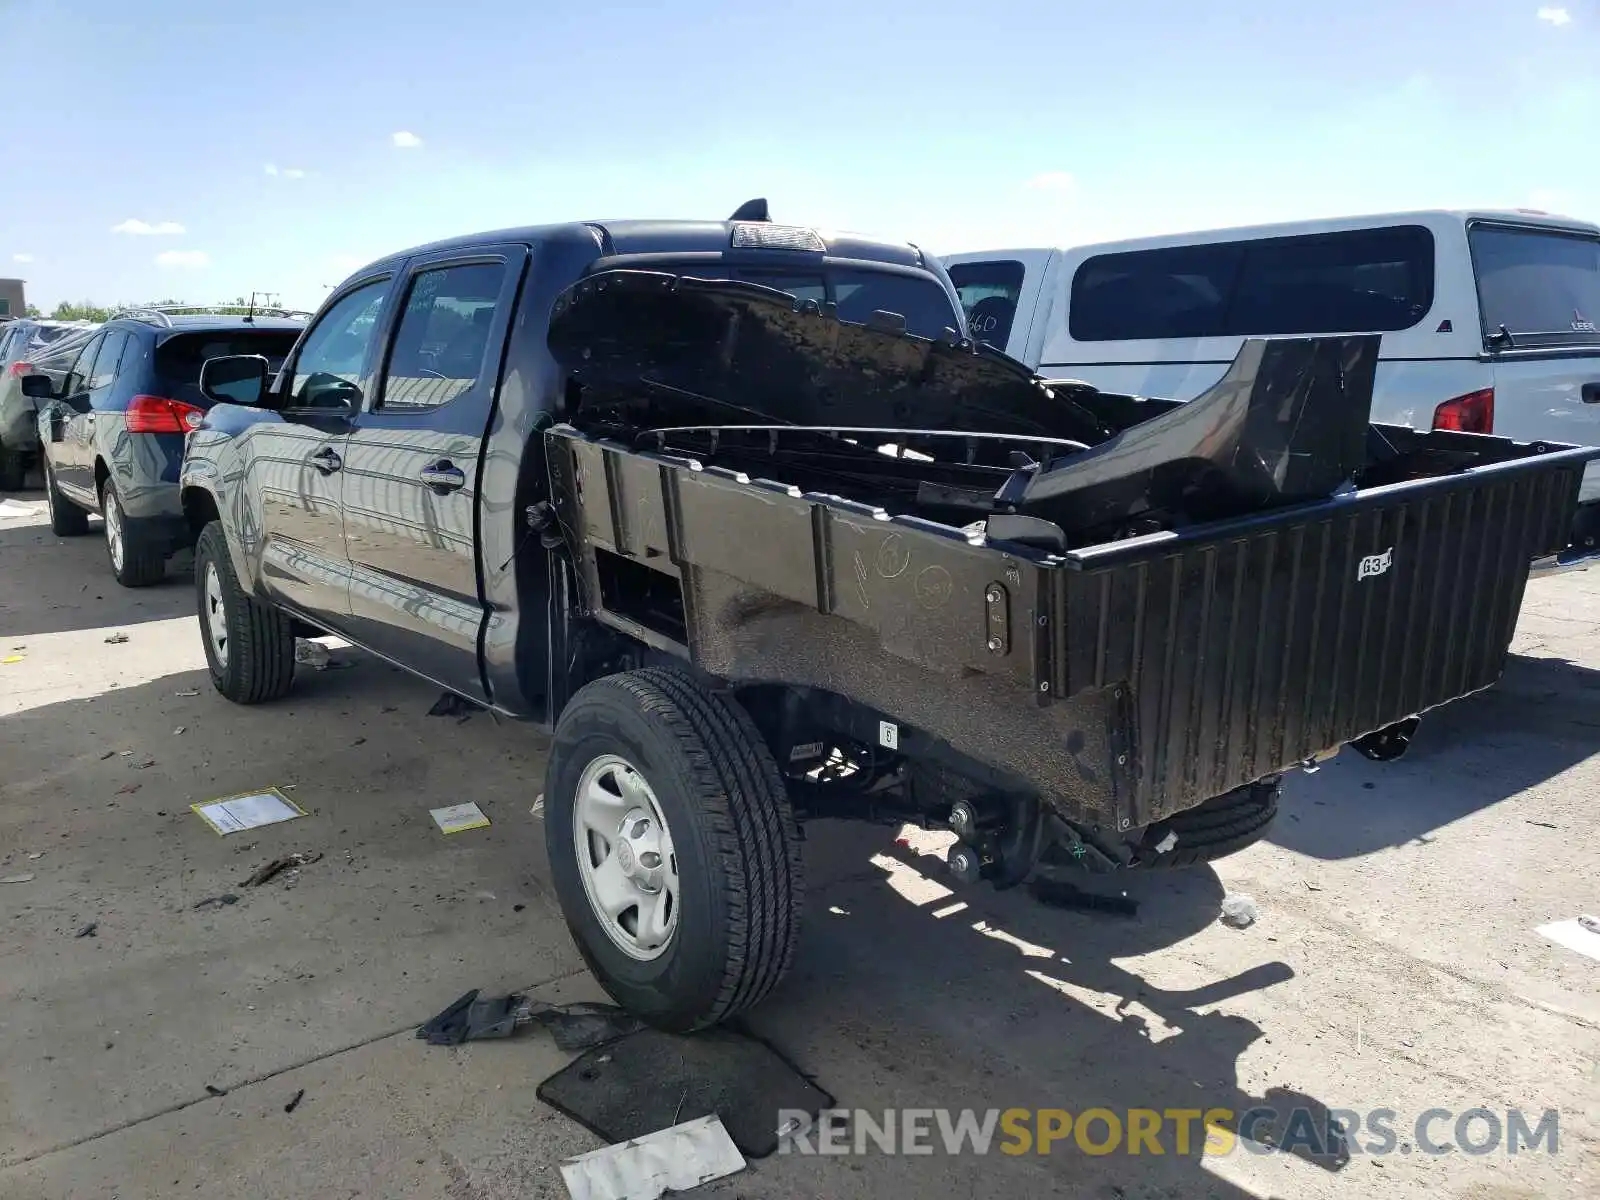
top-left (1470, 222), bottom-right (1600, 504)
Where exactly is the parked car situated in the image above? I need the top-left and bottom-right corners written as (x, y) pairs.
top-left (19, 307), bottom-right (306, 584)
top-left (944, 209), bottom-right (1600, 567)
top-left (178, 205), bottom-right (1595, 1032)
top-left (0, 319), bottom-right (94, 488)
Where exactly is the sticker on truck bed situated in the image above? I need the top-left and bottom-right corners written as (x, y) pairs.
top-left (1358, 547), bottom-right (1394, 581)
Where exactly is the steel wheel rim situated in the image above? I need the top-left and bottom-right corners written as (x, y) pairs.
top-left (203, 562), bottom-right (229, 668)
top-left (572, 754), bottom-right (679, 961)
top-left (104, 490), bottom-right (123, 571)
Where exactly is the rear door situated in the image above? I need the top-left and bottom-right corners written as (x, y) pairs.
top-left (338, 246), bottom-right (526, 699)
top-left (52, 331), bottom-right (114, 502)
top-left (1469, 222), bottom-right (1600, 504)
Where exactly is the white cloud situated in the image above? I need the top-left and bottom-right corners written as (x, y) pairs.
top-left (265, 163), bottom-right (308, 179)
top-left (391, 130), bottom-right (423, 149)
top-left (12, 253), bottom-right (32, 263)
top-left (155, 250), bottom-right (211, 269)
top-left (1025, 170), bottom-right (1077, 195)
top-left (264, 163), bottom-right (278, 176)
top-left (1537, 7), bottom-right (1572, 26)
top-left (111, 218), bottom-right (186, 236)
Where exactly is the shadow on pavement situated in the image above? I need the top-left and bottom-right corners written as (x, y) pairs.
top-left (751, 822), bottom-right (1345, 1197)
top-left (1271, 651), bottom-right (1600, 860)
top-left (0, 512), bottom-right (195, 638)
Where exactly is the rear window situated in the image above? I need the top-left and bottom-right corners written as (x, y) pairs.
top-left (1070, 225), bottom-right (1435, 341)
top-left (156, 331), bottom-right (301, 404)
top-left (1469, 225), bottom-right (1600, 348)
top-left (948, 260), bottom-right (1026, 349)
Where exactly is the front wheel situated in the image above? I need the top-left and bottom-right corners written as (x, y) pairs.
top-left (43, 459), bottom-right (89, 536)
top-left (545, 668), bottom-right (803, 1031)
top-left (194, 521), bottom-right (296, 704)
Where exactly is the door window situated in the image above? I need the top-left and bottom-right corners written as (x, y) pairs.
top-left (64, 333), bottom-right (105, 396)
top-left (289, 280), bottom-right (389, 409)
top-left (380, 262), bottom-right (508, 410)
top-left (948, 260), bottom-right (1027, 348)
top-left (88, 331), bottom-right (129, 390)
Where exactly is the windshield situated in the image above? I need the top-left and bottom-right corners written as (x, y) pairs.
top-left (157, 330), bottom-right (301, 406)
top-left (1470, 225), bottom-right (1600, 347)
top-left (693, 266), bottom-right (962, 341)
top-left (947, 259), bottom-right (1026, 349)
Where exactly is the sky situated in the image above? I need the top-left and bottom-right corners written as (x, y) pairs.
top-left (1, 0), bottom-right (1596, 312)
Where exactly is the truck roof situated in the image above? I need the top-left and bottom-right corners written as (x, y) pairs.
top-left (946, 208), bottom-right (1600, 264)
top-left (358, 218), bottom-right (936, 278)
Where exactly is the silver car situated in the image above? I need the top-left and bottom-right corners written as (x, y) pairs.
top-left (0, 320), bottom-right (97, 488)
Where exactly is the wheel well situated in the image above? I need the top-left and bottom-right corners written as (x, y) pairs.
top-left (183, 487), bottom-right (220, 538)
top-left (94, 457), bottom-right (109, 496)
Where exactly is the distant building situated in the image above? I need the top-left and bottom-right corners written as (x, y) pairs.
top-left (0, 278), bottom-right (24, 318)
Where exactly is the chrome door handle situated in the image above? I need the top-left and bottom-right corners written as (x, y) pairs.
top-left (310, 446), bottom-right (343, 475)
top-left (420, 460), bottom-right (466, 495)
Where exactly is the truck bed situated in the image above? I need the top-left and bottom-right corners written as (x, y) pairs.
top-left (545, 419), bottom-right (1592, 829)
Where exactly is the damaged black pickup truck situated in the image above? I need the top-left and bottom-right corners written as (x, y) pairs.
top-left (179, 207), bottom-right (1598, 1031)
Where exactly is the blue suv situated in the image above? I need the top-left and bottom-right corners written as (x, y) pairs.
top-left (22, 307), bottom-right (306, 585)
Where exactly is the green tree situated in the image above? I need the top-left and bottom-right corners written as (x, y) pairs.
top-left (24, 304), bottom-right (41, 318)
top-left (51, 300), bottom-right (114, 322)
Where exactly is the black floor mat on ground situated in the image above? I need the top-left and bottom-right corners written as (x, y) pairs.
top-left (536, 1025), bottom-right (832, 1159)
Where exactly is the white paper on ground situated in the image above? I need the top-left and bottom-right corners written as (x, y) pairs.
top-left (431, 801), bottom-right (490, 834)
top-left (1537, 918), bottom-right (1600, 964)
top-left (192, 788), bottom-right (305, 835)
top-left (0, 498), bottom-right (40, 519)
top-left (560, 1115), bottom-right (745, 1200)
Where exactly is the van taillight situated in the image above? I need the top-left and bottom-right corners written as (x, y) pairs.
top-left (1431, 388), bottom-right (1494, 434)
top-left (126, 395), bottom-right (205, 433)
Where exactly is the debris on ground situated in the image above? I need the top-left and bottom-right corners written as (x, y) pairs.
top-left (192, 894), bottom-right (241, 911)
top-left (559, 1115), bottom-right (745, 1200)
top-left (193, 787), bottom-right (305, 836)
top-left (1526, 819), bottom-right (1559, 830)
top-left (240, 852), bottom-right (322, 888)
top-left (1537, 916), bottom-right (1600, 963)
top-left (75, 922), bottom-right (98, 938)
top-left (27, 852), bottom-right (43, 861)
top-left (1, 873), bottom-right (36, 884)
top-left (539, 1025), bottom-right (832, 1159)
top-left (1029, 878), bottom-right (1139, 918)
top-left (530, 794), bottom-right (546, 818)
top-left (427, 691), bottom-right (477, 722)
top-left (173, 726), bottom-right (185, 736)
top-left (104, 632), bottom-right (129, 645)
top-left (1581, 914), bottom-right (1600, 936)
top-left (204, 1084), bottom-right (228, 1097)
top-left (416, 992), bottom-right (643, 1051)
top-left (1, 655), bottom-right (23, 665)
top-left (1219, 893), bottom-right (1259, 929)
top-left (0, 498), bottom-right (42, 518)
top-left (116, 783), bottom-right (141, 795)
top-left (175, 688), bottom-right (201, 697)
top-left (430, 802), bottom-right (490, 834)
top-left (99, 750), bottom-right (115, 760)
top-left (293, 639), bottom-right (331, 670)
top-left (284, 1088), bottom-right (306, 1113)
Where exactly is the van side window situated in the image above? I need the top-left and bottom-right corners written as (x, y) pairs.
top-left (948, 260), bottom-right (1026, 349)
top-left (1070, 226), bottom-right (1435, 341)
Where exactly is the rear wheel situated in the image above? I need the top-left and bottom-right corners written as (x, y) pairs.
top-left (102, 479), bottom-right (165, 587)
top-left (0, 442), bottom-right (25, 491)
top-left (194, 521), bottom-right (296, 704)
top-left (43, 459), bottom-right (89, 536)
top-left (1132, 779), bottom-right (1281, 868)
top-left (545, 668), bottom-right (803, 1031)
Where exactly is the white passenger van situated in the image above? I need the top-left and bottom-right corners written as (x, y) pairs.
top-left (945, 210), bottom-right (1600, 563)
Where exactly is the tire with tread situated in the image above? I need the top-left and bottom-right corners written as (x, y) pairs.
top-left (102, 478), bottom-right (165, 587)
top-left (43, 459), bottom-right (89, 535)
top-left (1136, 780), bottom-right (1280, 868)
top-left (0, 442), bottom-right (25, 491)
top-left (545, 667), bottom-right (803, 1031)
top-left (194, 521), bottom-right (296, 704)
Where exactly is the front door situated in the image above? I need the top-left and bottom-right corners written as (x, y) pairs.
top-left (248, 277), bottom-right (393, 623)
top-left (339, 247), bottom-right (527, 699)
top-left (52, 331), bottom-right (119, 503)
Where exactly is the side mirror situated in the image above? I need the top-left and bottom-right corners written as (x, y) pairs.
top-left (200, 354), bottom-right (270, 406)
top-left (19, 374), bottom-right (55, 400)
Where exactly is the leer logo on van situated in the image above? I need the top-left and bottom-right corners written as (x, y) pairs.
top-left (1357, 548), bottom-right (1394, 581)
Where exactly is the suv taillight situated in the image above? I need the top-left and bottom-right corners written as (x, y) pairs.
top-left (126, 394), bottom-right (205, 433)
top-left (7, 361), bottom-right (32, 377)
top-left (1432, 388), bottom-right (1494, 434)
